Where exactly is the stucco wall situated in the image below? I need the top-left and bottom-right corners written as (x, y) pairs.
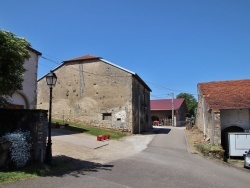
top-left (220, 109), bottom-right (250, 131)
top-left (9, 50), bottom-right (39, 109)
top-left (37, 59), bottom-right (151, 133)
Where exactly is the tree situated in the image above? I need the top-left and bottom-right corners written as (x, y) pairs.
top-left (176, 92), bottom-right (197, 117)
top-left (0, 30), bottom-right (30, 106)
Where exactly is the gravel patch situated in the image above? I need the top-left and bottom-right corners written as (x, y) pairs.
top-left (52, 133), bottom-right (155, 164)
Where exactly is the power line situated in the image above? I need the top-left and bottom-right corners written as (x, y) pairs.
top-left (40, 55), bottom-right (197, 96)
top-left (40, 55), bottom-right (131, 78)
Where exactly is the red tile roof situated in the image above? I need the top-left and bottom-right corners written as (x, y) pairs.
top-left (199, 79), bottom-right (250, 111)
top-left (150, 98), bottom-right (186, 110)
top-left (64, 54), bottom-right (100, 62)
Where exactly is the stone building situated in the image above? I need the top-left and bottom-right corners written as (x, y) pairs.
top-left (37, 55), bottom-right (152, 133)
top-left (150, 98), bottom-right (188, 126)
top-left (196, 79), bottom-right (250, 146)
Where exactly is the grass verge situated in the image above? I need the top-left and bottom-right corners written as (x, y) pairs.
top-left (0, 155), bottom-right (101, 184)
top-left (52, 119), bottom-right (127, 139)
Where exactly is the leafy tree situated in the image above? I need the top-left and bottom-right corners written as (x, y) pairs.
top-left (0, 30), bottom-right (30, 106)
top-left (176, 92), bottom-right (197, 117)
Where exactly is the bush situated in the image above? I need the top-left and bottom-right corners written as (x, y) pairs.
top-left (1, 130), bottom-right (32, 168)
top-left (195, 143), bottom-right (224, 159)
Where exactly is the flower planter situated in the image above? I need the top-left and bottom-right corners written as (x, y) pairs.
top-left (55, 123), bottom-right (60, 128)
top-left (97, 135), bottom-right (102, 141)
top-left (102, 135), bottom-right (106, 140)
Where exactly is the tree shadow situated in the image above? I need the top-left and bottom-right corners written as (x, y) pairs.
top-left (51, 127), bottom-right (89, 137)
top-left (141, 127), bottom-right (171, 135)
top-left (23, 155), bottom-right (114, 178)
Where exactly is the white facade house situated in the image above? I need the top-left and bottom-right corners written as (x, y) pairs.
top-left (9, 47), bottom-right (41, 109)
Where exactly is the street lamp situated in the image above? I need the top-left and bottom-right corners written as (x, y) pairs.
top-left (45, 71), bottom-right (57, 164)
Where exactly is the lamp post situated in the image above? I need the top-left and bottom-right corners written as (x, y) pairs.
top-left (45, 71), bottom-right (57, 164)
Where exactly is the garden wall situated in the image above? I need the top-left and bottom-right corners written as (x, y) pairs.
top-left (0, 109), bottom-right (48, 167)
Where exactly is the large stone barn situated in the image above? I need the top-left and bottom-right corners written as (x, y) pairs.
top-left (37, 54), bottom-right (152, 133)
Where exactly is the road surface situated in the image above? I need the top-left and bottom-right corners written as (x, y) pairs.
top-left (2, 127), bottom-right (250, 188)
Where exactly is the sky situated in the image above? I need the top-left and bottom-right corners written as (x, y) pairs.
top-left (1, 0), bottom-right (250, 100)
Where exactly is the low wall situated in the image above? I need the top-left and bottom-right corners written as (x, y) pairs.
top-left (0, 109), bottom-right (48, 167)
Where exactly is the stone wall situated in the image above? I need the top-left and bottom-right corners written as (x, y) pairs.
top-left (196, 87), bottom-right (222, 145)
top-left (131, 77), bottom-right (151, 133)
top-left (196, 88), bottom-right (209, 135)
top-left (0, 109), bottom-right (48, 166)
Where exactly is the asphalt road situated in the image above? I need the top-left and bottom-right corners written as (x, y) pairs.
top-left (2, 127), bottom-right (250, 188)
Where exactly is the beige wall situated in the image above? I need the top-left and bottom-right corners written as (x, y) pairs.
top-left (9, 50), bottom-right (39, 109)
top-left (37, 59), bottom-right (151, 133)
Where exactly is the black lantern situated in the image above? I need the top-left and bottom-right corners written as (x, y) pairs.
top-left (46, 71), bottom-right (57, 87)
top-left (45, 71), bottom-right (57, 164)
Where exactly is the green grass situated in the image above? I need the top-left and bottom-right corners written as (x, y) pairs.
top-left (0, 163), bottom-right (50, 183)
top-left (52, 119), bottom-right (127, 139)
top-left (195, 143), bottom-right (225, 160)
top-left (0, 171), bottom-right (36, 183)
top-left (195, 143), bottom-right (222, 152)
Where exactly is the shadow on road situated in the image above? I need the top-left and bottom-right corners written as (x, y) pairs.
top-left (5, 155), bottom-right (113, 179)
top-left (142, 127), bottom-right (171, 135)
top-left (46, 155), bottom-right (114, 177)
top-left (51, 127), bottom-right (89, 137)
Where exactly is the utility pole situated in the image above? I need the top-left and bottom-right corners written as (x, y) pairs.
top-left (171, 93), bottom-right (174, 127)
top-left (167, 93), bottom-right (174, 126)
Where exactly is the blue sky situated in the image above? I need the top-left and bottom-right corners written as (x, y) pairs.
top-left (1, 0), bottom-right (250, 99)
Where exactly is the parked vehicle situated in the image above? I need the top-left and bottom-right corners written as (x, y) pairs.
top-left (244, 149), bottom-right (250, 169)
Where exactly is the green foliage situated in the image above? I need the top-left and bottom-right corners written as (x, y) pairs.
top-left (176, 92), bottom-right (197, 116)
top-left (195, 143), bottom-right (224, 159)
top-left (0, 30), bottom-right (30, 106)
top-left (2, 130), bottom-right (32, 168)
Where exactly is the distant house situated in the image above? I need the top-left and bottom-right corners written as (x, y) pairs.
top-left (196, 79), bottom-right (250, 146)
top-left (8, 47), bottom-right (42, 109)
top-left (150, 98), bottom-right (188, 126)
top-left (37, 54), bottom-right (152, 133)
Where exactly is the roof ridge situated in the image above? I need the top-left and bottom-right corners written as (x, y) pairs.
top-left (64, 54), bottom-right (100, 62)
top-left (199, 78), bottom-right (250, 85)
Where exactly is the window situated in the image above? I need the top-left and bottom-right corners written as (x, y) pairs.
top-left (102, 113), bottom-right (112, 120)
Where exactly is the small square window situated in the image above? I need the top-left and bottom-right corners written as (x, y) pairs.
top-left (102, 113), bottom-right (112, 120)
